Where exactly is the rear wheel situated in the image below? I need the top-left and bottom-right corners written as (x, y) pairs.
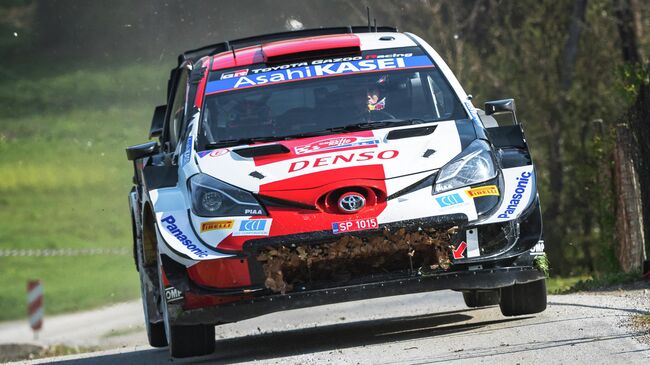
top-left (499, 279), bottom-right (547, 316)
top-left (462, 290), bottom-right (500, 308)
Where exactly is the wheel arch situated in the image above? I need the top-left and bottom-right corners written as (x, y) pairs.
top-left (141, 201), bottom-right (159, 268)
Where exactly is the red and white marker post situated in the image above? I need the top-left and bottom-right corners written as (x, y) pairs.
top-left (27, 280), bottom-right (43, 339)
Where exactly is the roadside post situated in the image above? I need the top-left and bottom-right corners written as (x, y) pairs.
top-left (27, 280), bottom-right (43, 340)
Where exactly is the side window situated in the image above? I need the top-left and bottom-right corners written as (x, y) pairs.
top-left (427, 74), bottom-right (445, 119)
top-left (426, 71), bottom-right (461, 120)
top-left (168, 69), bottom-right (189, 150)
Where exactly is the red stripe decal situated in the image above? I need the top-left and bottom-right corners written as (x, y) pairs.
top-left (194, 59), bottom-right (210, 108)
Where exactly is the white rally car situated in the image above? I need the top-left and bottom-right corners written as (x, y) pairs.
top-left (127, 26), bottom-right (547, 358)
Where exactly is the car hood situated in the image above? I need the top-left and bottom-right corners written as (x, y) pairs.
top-left (196, 120), bottom-right (467, 194)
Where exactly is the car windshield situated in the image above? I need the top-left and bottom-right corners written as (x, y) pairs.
top-left (198, 47), bottom-right (466, 149)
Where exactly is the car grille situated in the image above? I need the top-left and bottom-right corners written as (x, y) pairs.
top-left (254, 226), bottom-right (456, 294)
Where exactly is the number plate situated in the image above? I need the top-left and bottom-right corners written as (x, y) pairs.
top-left (332, 218), bottom-right (378, 234)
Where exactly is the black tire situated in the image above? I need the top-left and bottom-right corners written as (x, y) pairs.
top-left (499, 279), bottom-right (547, 316)
top-left (169, 324), bottom-right (215, 358)
top-left (137, 214), bottom-right (167, 348)
top-left (146, 320), bottom-right (168, 348)
top-left (462, 290), bottom-right (500, 308)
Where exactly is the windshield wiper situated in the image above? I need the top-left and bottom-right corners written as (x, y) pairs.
top-left (205, 131), bottom-right (337, 149)
top-left (275, 129), bottom-right (341, 140)
top-left (205, 136), bottom-right (282, 149)
top-left (341, 119), bottom-right (431, 131)
top-left (204, 119), bottom-right (434, 149)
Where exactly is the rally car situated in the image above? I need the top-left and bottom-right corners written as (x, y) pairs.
top-left (126, 26), bottom-right (547, 358)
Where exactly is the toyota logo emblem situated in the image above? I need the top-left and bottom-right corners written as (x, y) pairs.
top-left (338, 192), bottom-right (366, 213)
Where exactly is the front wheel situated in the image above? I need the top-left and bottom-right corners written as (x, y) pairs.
top-left (145, 320), bottom-right (167, 348)
top-left (156, 253), bottom-right (215, 358)
top-left (168, 324), bottom-right (215, 358)
top-left (462, 290), bottom-right (500, 308)
top-left (140, 265), bottom-right (167, 347)
top-left (499, 279), bottom-right (547, 316)
top-left (136, 223), bottom-right (167, 347)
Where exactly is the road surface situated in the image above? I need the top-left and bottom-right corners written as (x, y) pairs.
top-left (1, 287), bottom-right (648, 364)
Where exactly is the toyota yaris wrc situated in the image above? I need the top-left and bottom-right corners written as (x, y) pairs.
top-left (126, 26), bottom-right (547, 358)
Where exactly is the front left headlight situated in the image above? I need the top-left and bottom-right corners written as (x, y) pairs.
top-left (433, 139), bottom-right (497, 193)
top-left (189, 174), bottom-right (266, 217)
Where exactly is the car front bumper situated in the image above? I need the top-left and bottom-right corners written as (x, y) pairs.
top-left (162, 196), bottom-right (544, 325)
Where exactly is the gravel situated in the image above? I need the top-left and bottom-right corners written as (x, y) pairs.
top-left (2, 281), bottom-right (649, 364)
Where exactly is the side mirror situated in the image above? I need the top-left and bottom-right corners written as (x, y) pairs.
top-left (485, 99), bottom-right (518, 125)
top-left (149, 105), bottom-right (166, 139)
top-left (126, 141), bottom-right (159, 161)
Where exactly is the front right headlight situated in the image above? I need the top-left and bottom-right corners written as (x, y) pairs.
top-left (433, 139), bottom-right (497, 193)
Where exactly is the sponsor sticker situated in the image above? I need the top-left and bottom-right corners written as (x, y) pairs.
top-left (200, 219), bottom-right (234, 232)
top-left (233, 219), bottom-right (272, 236)
top-left (435, 193), bottom-right (464, 208)
top-left (198, 148), bottom-right (229, 158)
top-left (160, 215), bottom-right (209, 258)
top-left (182, 136), bottom-right (193, 165)
top-left (530, 241), bottom-right (545, 255)
top-left (164, 287), bottom-right (183, 302)
top-left (221, 69), bottom-right (249, 79)
top-left (294, 137), bottom-right (379, 155)
top-left (498, 171), bottom-right (532, 219)
top-left (466, 185), bottom-right (500, 198)
top-left (288, 149), bottom-right (399, 173)
top-left (332, 217), bottom-right (378, 234)
top-left (206, 55), bottom-right (434, 94)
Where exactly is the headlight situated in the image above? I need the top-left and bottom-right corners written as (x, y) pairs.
top-left (189, 174), bottom-right (266, 217)
top-left (433, 139), bottom-right (497, 193)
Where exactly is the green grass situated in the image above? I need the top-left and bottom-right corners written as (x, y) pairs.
top-left (547, 275), bottom-right (592, 294)
top-left (546, 272), bottom-right (641, 294)
top-left (0, 343), bottom-right (101, 363)
top-left (533, 254), bottom-right (549, 277)
top-left (0, 64), bottom-right (166, 119)
top-left (0, 64), bottom-right (165, 321)
top-left (0, 257), bottom-right (139, 321)
top-left (102, 324), bottom-right (145, 338)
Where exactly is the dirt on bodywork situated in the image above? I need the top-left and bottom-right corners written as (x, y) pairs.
top-left (257, 227), bottom-right (457, 294)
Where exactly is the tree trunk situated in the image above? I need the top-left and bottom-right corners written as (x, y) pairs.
top-left (614, 124), bottom-right (645, 272)
top-left (613, 0), bottom-right (649, 267)
top-left (543, 0), bottom-right (588, 274)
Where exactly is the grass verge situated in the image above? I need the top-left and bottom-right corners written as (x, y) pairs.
top-left (547, 275), bottom-right (592, 294)
top-left (0, 64), bottom-right (163, 321)
top-left (0, 256), bottom-right (139, 321)
top-left (0, 343), bottom-right (100, 363)
top-left (547, 272), bottom-right (642, 294)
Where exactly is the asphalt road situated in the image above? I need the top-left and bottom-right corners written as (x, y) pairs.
top-left (3, 287), bottom-right (649, 364)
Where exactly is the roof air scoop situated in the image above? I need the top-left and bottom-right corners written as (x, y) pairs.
top-left (263, 34), bottom-right (361, 64)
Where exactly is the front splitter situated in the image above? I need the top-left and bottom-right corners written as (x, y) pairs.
top-left (170, 266), bottom-right (545, 325)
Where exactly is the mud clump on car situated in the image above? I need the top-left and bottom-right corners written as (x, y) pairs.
top-left (257, 227), bottom-right (456, 294)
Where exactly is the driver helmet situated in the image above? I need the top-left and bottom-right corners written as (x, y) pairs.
top-left (367, 75), bottom-right (388, 111)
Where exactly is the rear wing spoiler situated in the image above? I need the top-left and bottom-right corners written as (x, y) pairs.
top-left (179, 25), bottom-right (397, 65)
